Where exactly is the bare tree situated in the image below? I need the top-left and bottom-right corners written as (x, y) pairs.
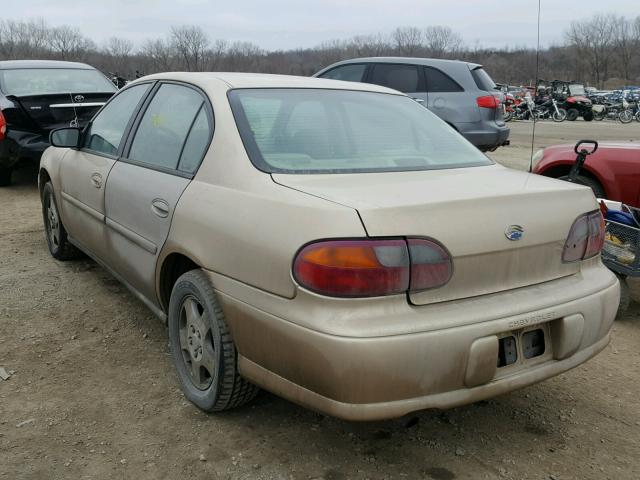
top-left (48, 25), bottom-right (94, 60)
top-left (140, 38), bottom-right (175, 72)
top-left (392, 26), bottom-right (423, 56)
top-left (424, 26), bottom-right (463, 58)
top-left (566, 14), bottom-right (615, 88)
top-left (170, 25), bottom-right (209, 71)
top-left (103, 37), bottom-right (134, 75)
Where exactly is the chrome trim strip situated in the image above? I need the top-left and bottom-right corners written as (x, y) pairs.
top-left (50, 102), bottom-right (106, 108)
top-left (60, 191), bottom-right (104, 222)
top-left (105, 217), bottom-right (158, 255)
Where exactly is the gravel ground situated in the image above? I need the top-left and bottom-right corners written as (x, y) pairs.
top-left (0, 120), bottom-right (639, 480)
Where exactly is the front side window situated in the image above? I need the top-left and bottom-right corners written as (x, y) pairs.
top-left (320, 64), bottom-right (367, 83)
top-left (128, 84), bottom-right (206, 170)
top-left (229, 88), bottom-right (492, 174)
top-left (368, 64), bottom-right (422, 93)
top-left (84, 84), bottom-right (150, 156)
top-left (0, 68), bottom-right (116, 97)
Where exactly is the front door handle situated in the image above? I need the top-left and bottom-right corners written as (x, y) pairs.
top-left (151, 198), bottom-right (170, 218)
top-left (91, 173), bottom-right (103, 189)
top-left (412, 97), bottom-right (425, 104)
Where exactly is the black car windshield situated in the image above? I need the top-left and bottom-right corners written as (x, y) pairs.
top-left (229, 88), bottom-right (492, 174)
top-left (0, 68), bottom-right (116, 96)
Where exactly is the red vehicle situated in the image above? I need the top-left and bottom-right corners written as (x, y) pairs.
top-left (533, 142), bottom-right (640, 207)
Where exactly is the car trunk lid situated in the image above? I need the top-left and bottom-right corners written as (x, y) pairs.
top-left (7, 92), bottom-right (112, 132)
top-left (274, 164), bottom-right (597, 305)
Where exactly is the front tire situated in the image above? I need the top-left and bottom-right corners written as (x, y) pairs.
top-left (552, 109), bottom-right (567, 122)
top-left (583, 111), bottom-right (594, 121)
top-left (566, 108), bottom-right (579, 121)
top-left (168, 269), bottom-right (259, 412)
top-left (558, 174), bottom-right (605, 198)
top-left (41, 181), bottom-right (79, 260)
top-left (0, 166), bottom-right (12, 187)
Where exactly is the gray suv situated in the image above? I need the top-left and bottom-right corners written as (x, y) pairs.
top-left (314, 57), bottom-right (510, 152)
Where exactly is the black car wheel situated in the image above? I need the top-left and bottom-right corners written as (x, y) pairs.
top-left (41, 182), bottom-right (79, 260)
top-left (566, 108), bottom-right (579, 121)
top-left (168, 269), bottom-right (259, 412)
top-left (0, 167), bottom-right (12, 187)
top-left (558, 174), bottom-right (605, 199)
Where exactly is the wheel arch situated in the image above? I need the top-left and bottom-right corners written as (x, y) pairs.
top-left (538, 162), bottom-right (608, 197)
top-left (157, 251), bottom-right (202, 313)
top-left (38, 167), bottom-right (51, 197)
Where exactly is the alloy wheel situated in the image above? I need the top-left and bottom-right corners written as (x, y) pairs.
top-left (178, 295), bottom-right (216, 390)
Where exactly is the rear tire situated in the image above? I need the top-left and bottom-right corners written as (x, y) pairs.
top-left (619, 110), bottom-right (633, 124)
top-left (593, 111), bottom-right (605, 121)
top-left (0, 167), bottom-right (12, 187)
top-left (41, 181), bottom-right (80, 260)
top-left (583, 111), bottom-right (594, 121)
top-left (616, 276), bottom-right (630, 320)
top-left (168, 269), bottom-right (259, 412)
top-left (558, 174), bottom-right (605, 199)
top-left (566, 108), bottom-right (579, 121)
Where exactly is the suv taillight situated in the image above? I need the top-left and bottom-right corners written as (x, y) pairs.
top-left (0, 110), bottom-right (6, 141)
top-left (477, 95), bottom-right (500, 109)
top-left (562, 211), bottom-right (605, 263)
top-left (293, 238), bottom-right (452, 298)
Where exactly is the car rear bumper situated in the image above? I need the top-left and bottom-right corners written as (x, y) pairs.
top-left (209, 262), bottom-right (619, 421)
top-left (459, 122), bottom-right (510, 150)
top-left (0, 131), bottom-right (48, 168)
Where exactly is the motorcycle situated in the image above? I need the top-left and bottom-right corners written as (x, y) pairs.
top-left (593, 99), bottom-right (634, 123)
top-left (534, 96), bottom-right (567, 122)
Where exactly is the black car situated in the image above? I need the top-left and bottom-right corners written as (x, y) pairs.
top-left (0, 60), bottom-right (117, 186)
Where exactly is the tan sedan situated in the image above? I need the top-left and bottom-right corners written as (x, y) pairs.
top-left (39, 73), bottom-right (620, 421)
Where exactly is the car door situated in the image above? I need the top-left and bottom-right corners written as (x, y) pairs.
top-left (59, 83), bottom-right (151, 258)
top-left (423, 66), bottom-right (470, 124)
top-left (103, 82), bottom-right (213, 304)
top-left (366, 63), bottom-right (427, 105)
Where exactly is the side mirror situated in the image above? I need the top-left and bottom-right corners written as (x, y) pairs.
top-left (50, 127), bottom-right (81, 148)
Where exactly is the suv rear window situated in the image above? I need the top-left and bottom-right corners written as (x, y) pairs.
top-left (470, 67), bottom-right (497, 92)
top-left (424, 67), bottom-right (463, 93)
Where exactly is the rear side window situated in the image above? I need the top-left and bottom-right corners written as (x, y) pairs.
top-left (424, 67), bottom-right (463, 93)
top-left (178, 107), bottom-right (211, 174)
top-left (369, 64), bottom-right (422, 93)
top-left (128, 84), bottom-right (206, 171)
top-left (85, 84), bottom-right (150, 156)
top-left (471, 67), bottom-right (497, 92)
top-left (320, 64), bottom-right (367, 82)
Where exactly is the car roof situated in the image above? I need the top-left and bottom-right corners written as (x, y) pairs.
top-left (0, 60), bottom-right (96, 70)
top-left (315, 56), bottom-right (482, 71)
top-left (137, 71), bottom-right (404, 95)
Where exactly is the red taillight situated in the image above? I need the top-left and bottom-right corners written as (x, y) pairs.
top-left (477, 95), bottom-right (500, 109)
top-left (0, 110), bottom-right (6, 141)
top-left (293, 238), bottom-right (451, 298)
top-left (407, 238), bottom-right (453, 291)
top-left (562, 211), bottom-right (605, 263)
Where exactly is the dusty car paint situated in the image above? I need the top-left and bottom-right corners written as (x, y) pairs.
top-left (40, 72), bottom-right (619, 420)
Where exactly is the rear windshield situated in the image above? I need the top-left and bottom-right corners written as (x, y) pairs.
top-left (229, 88), bottom-right (492, 174)
top-left (471, 67), bottom-right (497, 92)
top-left (0, 68), bottom-right (116, 97)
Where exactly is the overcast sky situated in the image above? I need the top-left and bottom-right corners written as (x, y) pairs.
top-left (5, 0), bottom-right (637, 50)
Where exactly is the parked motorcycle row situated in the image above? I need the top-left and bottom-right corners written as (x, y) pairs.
top-left (500, 81), bottom-right (640, 124)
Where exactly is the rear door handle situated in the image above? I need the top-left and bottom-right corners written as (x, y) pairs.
top-left (412, 97), bottom-right (425, 104)
top-left (91, 173), bottom-right (103, 188)
top-left (151, 198), bottom-right (170, 218)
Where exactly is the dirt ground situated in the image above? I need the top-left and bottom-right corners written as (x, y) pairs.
top-left (1, 120), bottom-right (639, 480)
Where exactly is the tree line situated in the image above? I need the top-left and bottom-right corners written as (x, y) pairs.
top-left (0, 13), bottom-right (639, 89)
